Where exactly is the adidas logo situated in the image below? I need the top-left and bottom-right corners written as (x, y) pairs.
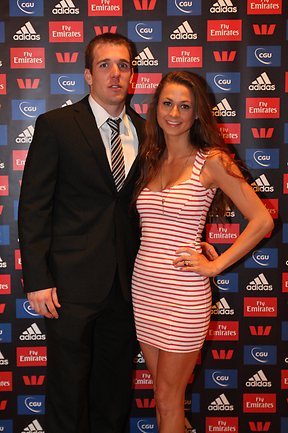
top-left (16, 125), bottom-right (34, 144)
top-left (246, 273), bottom-right (272, 291)
top-left (211, 297), bottom-right (234, 315)
top-left (134, 351), bottom-right (145, 364)
top-left (251, 174), bottom-right (274, 193)
top-left (170, 21), bottom-right (197, 40)
top-left (208, 393), bottom-right (234, 411)
top-left (212, 98), bottom-right (236, 117)
top-left (246, 369), bottom-right (271, 387)
top-left (62, 99), bottom-right (73, 107)
top-left (0, 257), bottom-right (7, 268)
top-left (132, 47), bottom-right (158, 67)
top-left (19, 323), bottom-right (46, 341)
top-left (249, 72), bottom-right (275, 91)
top-left (22, 419), bottom-right (44, 433)
top-left (210, 0), bottom-right (237, 13)
top-left (52, 0), bottom-right (79, 14)
top-left (13, 21), bottom-right (40, 41)
top-left (0, 350), bottom-right (9, 366)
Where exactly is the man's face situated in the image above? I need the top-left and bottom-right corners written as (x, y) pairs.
top-left (84, 43), bottom-right (133, 116)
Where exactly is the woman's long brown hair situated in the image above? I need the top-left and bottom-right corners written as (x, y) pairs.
top-left (133, 71), bottom-right (244, 218)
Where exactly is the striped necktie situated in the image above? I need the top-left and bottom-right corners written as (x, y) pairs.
top-left (106, 118), bottom-right (125, 191)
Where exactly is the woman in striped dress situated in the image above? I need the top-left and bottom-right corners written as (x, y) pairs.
top-left (131, 71), bottom-right (273, 433)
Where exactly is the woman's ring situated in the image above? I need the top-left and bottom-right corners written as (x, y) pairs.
top-left (184, 260), bottom-right (191, 267)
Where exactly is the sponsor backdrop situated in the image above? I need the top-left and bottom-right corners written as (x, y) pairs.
top-left (0, 0), bottom-right (287, 432)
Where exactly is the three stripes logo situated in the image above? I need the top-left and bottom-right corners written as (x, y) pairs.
top-left (208, 393), bottom-right (234, 411)
top-left (23, 375), bottom-right (45, 386)
top-left (213, 51), bottom-right (237, 62)
top-left (13, 21), bottom-right (40, 41)
top-left (249, 325), bottom-right (272, 336)
top-left (17, 78), bottom-right (40, 89)
top-left (21, 419), bottom-right (44, 433)
top-left (56, 52), bottom-right (79, 63)
top-left (211, 349), bottom-right (234, 360)
top-left (94, 25), bottom-right (117, 35)
top-left (246, 273), bottom-right (272, 291)
top-left (170, 21), bottom-right (197, 40)
top-left (132, 47), bottom-right (158, 66)
top-left (212, 98), bottom-right (236, 117)
top-left (211, 297), bottom-right (234, 315)
top-left (251, 174), bottom-right (274, 193)
top-left (19, 323), bottom-right (46, 341)
top-left (246, 369), bottom-right (271, 387)
top-left (210, 0), bottom-right (237, 13)
top-left (133, 0), bottom-right (157, 10)
top-left (52, 0), bottom-right (79, 14)
top-left (249, 72), bottom-right (275, 91)
top-left (253, 24), bottom-right (276, 35)
top-left (251, 127), bottom-right (274, 138)
top-left (16, 125), bottom-right (34, 144)
top-left (249, 421), bottom-right (271, 431)
top-left (0, 350), bottom-right (8, 365)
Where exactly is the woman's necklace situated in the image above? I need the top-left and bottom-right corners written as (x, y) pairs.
top-left (160, 150), bottom-right (194, 214)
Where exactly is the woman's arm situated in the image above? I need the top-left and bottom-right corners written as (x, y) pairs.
top-left (174, 151), bottom-right (274, 277)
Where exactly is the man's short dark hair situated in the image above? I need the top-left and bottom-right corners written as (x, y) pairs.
top-left (85, 33), bottom-right (134, 72)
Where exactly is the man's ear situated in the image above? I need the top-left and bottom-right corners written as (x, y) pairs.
top-left (84, 68), bottom-right (92, 86)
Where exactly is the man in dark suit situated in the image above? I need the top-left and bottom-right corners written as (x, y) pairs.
top-left (18, 33), bottom-right (145, 433)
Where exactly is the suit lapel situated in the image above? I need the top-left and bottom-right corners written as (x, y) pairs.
top-left (72, 97), bottom-right (116, 190)
top-left (72, 96), bottom-right (144, 193)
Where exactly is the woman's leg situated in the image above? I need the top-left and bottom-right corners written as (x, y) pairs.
top-left (155, 349), bottom-right (200, 433)
top-left (139, 342), bottom-right (161, 427)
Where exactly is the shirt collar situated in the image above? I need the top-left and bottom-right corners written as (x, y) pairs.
top-left (88, 95), bottom-right (127, 132)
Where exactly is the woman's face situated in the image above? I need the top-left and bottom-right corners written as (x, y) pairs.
top-left (156, 82), bottom-right (196, 140)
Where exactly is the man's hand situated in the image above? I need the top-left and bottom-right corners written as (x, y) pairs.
top-left (27, 287), bottom-right (61, 319)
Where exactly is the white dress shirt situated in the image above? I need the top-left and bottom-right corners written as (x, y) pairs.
top-left (88, 95), bottom-right (139, 176)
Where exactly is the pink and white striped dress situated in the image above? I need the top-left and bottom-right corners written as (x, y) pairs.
top-left (132, 150), bottom-right (217, 353)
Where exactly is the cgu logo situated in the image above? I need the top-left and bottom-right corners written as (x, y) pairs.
top-left (135, 23), bottom-right (154, 40)
top-left (251, 347), bottom-right (269, 363)
top-left (19, 102), bottom-right (38, 118)
top-left (212, 371), bottom-right (230, 387)
top-left (214, 75), bottom-right (232, 92)
top-left (25, 397), bottom-right (42, 413)
top-left (252, 251), bottom-right (270, 266)
top-left (58, 76), bottom-right (76, 92)
top-left (175, 1), bottom-right (194, 13)
top-left (254, 48), bottom-right (273, 65)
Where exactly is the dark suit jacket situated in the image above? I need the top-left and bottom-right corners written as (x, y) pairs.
top-left (18, 95), bottom-right (145, 303)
